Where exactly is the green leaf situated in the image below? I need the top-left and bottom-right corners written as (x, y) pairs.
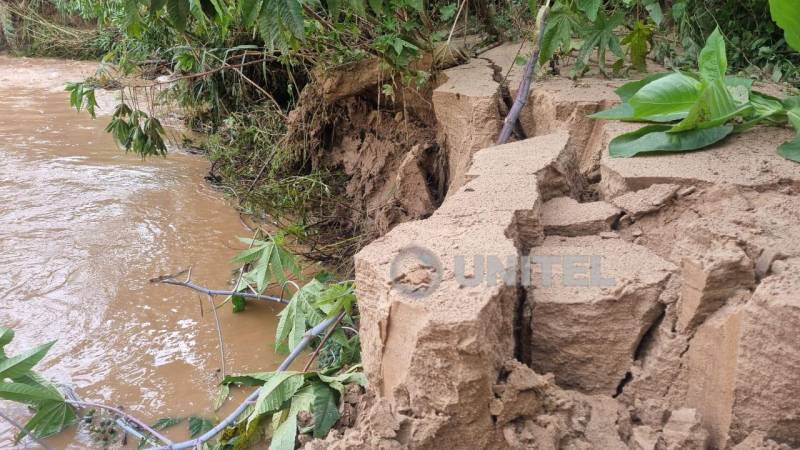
top-left (150, 0), bottom-right (167, 13)
top-left (312, 384), bottom-right (339, 438)
top-left (622, 21), bottom-right (653, 72)
top-left (769, 0), bottom-right (800, 52)
top-left (188, 416), bottom-right (214, 438)
top-left (539, 1), bottom-right (581, 65)
top-left (268, 411), bottom-right (297, 450)
top-left (234, 235), bottom-right (299, 292)
top-left (0, 327), bottom-right (14, 349)
top-left (609, 124), bottom-right (734, 158)
top-left (222, 372), bottom-right (275, 386)
top-left (152, 416), bottom-right (184, 430)
top-left (614, 72), bottom-right (671, 102)
top-left (0, 382), bottom-right (63, 404)
top-left (669, 79), bottom-right (748, 133)
top-left (628, 73), bottom-right (702, 122)
top-left (643, 0), bottom-right (663, 26)
top-left (777, 138), bottom-right (800, 162)
top-left (231, 295), bottom-right (246, 313)
top-left (698, 27), bottom-right (727, 83)
top-left (0, 341), bottom-right (54, 379)
top-left (576, 0), bottom-right (601, 21)
top-left (573, 12), bottom-right (625, 75)
top-left (240, 0), bottom-right (262, 26)
top-left (22, 400), bottom-right (77, 439)
top-left (166, 0), bottom-right (190, 31)
top-left (249, 372), bottom-right (305, 427)
top-left (368, 0), bottom-right (383, 15)
top-left (779, 108), bottom-right (800, 163)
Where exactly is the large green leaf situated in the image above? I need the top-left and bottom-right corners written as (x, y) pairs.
top-left (590, 103), bottom-right (635, 120)
top-left (698, 27), bottom-right (727, 82)
top-left (249, 372), bottom-right (305, 428)
top-left (312, 384), bottom-right (339, 438)
top-left (609, 124), bottom-right (734, 157)
top-left (614, 72), bottom-right (672, 102)
top-left (268, 411), bottom-right (297, 450)
top-left (166, 0), bottom-right (190, 31)
top-left (769, 0), bottom-right (800, 52)
top-left (22, 400), bottom-right (77, 439)
top-left (628, 73), bottom-right (702, 122)
top-left (670, 79), bottom-right (749, 132)
top-left (0, 341), bottom-right (54, 379)
top-left (778, 107), bottom-right (800, 163)
top-left (240, 0), bottom-right (262, 26)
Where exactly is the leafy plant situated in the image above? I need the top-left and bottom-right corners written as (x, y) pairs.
top-left (592, 27), bottom-right (800, 162)
top-left (0, 328), bottom-right (77, 440)
top-left (769, 0), bottom-right (800, 52)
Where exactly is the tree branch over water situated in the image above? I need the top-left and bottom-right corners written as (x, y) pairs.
top-left (149, 269), bottom-right (288, 304)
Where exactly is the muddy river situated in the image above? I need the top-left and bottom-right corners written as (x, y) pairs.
top-left (0, 56), bottom-right (283, 448)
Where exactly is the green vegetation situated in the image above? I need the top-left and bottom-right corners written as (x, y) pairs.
top-left (592, 27), bottom-right (800, 162)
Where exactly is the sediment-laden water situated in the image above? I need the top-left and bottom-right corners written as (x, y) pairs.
top-left (0, 55), bottom-right (282, 448)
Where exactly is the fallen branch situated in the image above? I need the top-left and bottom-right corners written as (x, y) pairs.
top-left (149, 269), bottom-right (288, 304)
top-left (145, 312), bottom-right (345, 450)
top-left (496, 0), bottom-right (551, 145)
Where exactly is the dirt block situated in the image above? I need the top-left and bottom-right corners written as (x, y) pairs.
top-left (433, 59), bottom-right (502, 191)
top-left (656, 408), bottom-right (709, 450)
top-left (541, 196), bottom-right (621, 236)
top-left (529, 235), bottom-right (676, 395)
top-left (355, 214), bottom-right (519, 449)
top-left (686, 266), bottom-right (800, 448)
top-left (610, 183), bottom-right (680, 219)
top-left (599, 121), bottom-right (800, 198)
top-left (677, 243), bottom-right (755, 332)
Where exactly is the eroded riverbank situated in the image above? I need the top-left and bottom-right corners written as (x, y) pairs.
top-left (0, 55), bottom-right (283, 448)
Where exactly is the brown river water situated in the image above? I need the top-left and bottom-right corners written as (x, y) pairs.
top-left (0, 55), bottom-right (284, 448)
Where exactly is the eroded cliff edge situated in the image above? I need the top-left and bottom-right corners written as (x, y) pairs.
top-left (307, 44), bottom-right (800, 450)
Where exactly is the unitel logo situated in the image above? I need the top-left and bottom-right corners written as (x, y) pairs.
top-left (389, 246), bottom-right (443, 299)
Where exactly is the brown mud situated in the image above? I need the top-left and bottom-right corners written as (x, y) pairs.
top-left (0, 56), bottom-right (284, 448)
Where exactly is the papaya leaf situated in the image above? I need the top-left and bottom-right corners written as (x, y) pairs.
top-left (21, 400), bottom-right (76, 439)
top-left (188, 416), bottom-right (214, 438)
top-left (768, 0), bottom-right (800, 52)
top-left (628, 73), bottom-right (702, 122)
top-left (539, 1), bottom-right (581, 65)
top-left (573, 12), bottom-right (625, 76)
top-left (0, 341), bottom-right (54, 379)
top-left (622, 21), bottom-right (653, 72)
top-left (152, 416), bottom-right (185, 430)
top-left (609, 124), bottom-right (733, 158)
top-left (576, 0), bottom-right (601, 21)
top-left (0, 382), bottom-right (63, 404)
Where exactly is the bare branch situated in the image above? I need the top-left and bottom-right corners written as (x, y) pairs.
top-left (149, 270), bottom-right (288, 305)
